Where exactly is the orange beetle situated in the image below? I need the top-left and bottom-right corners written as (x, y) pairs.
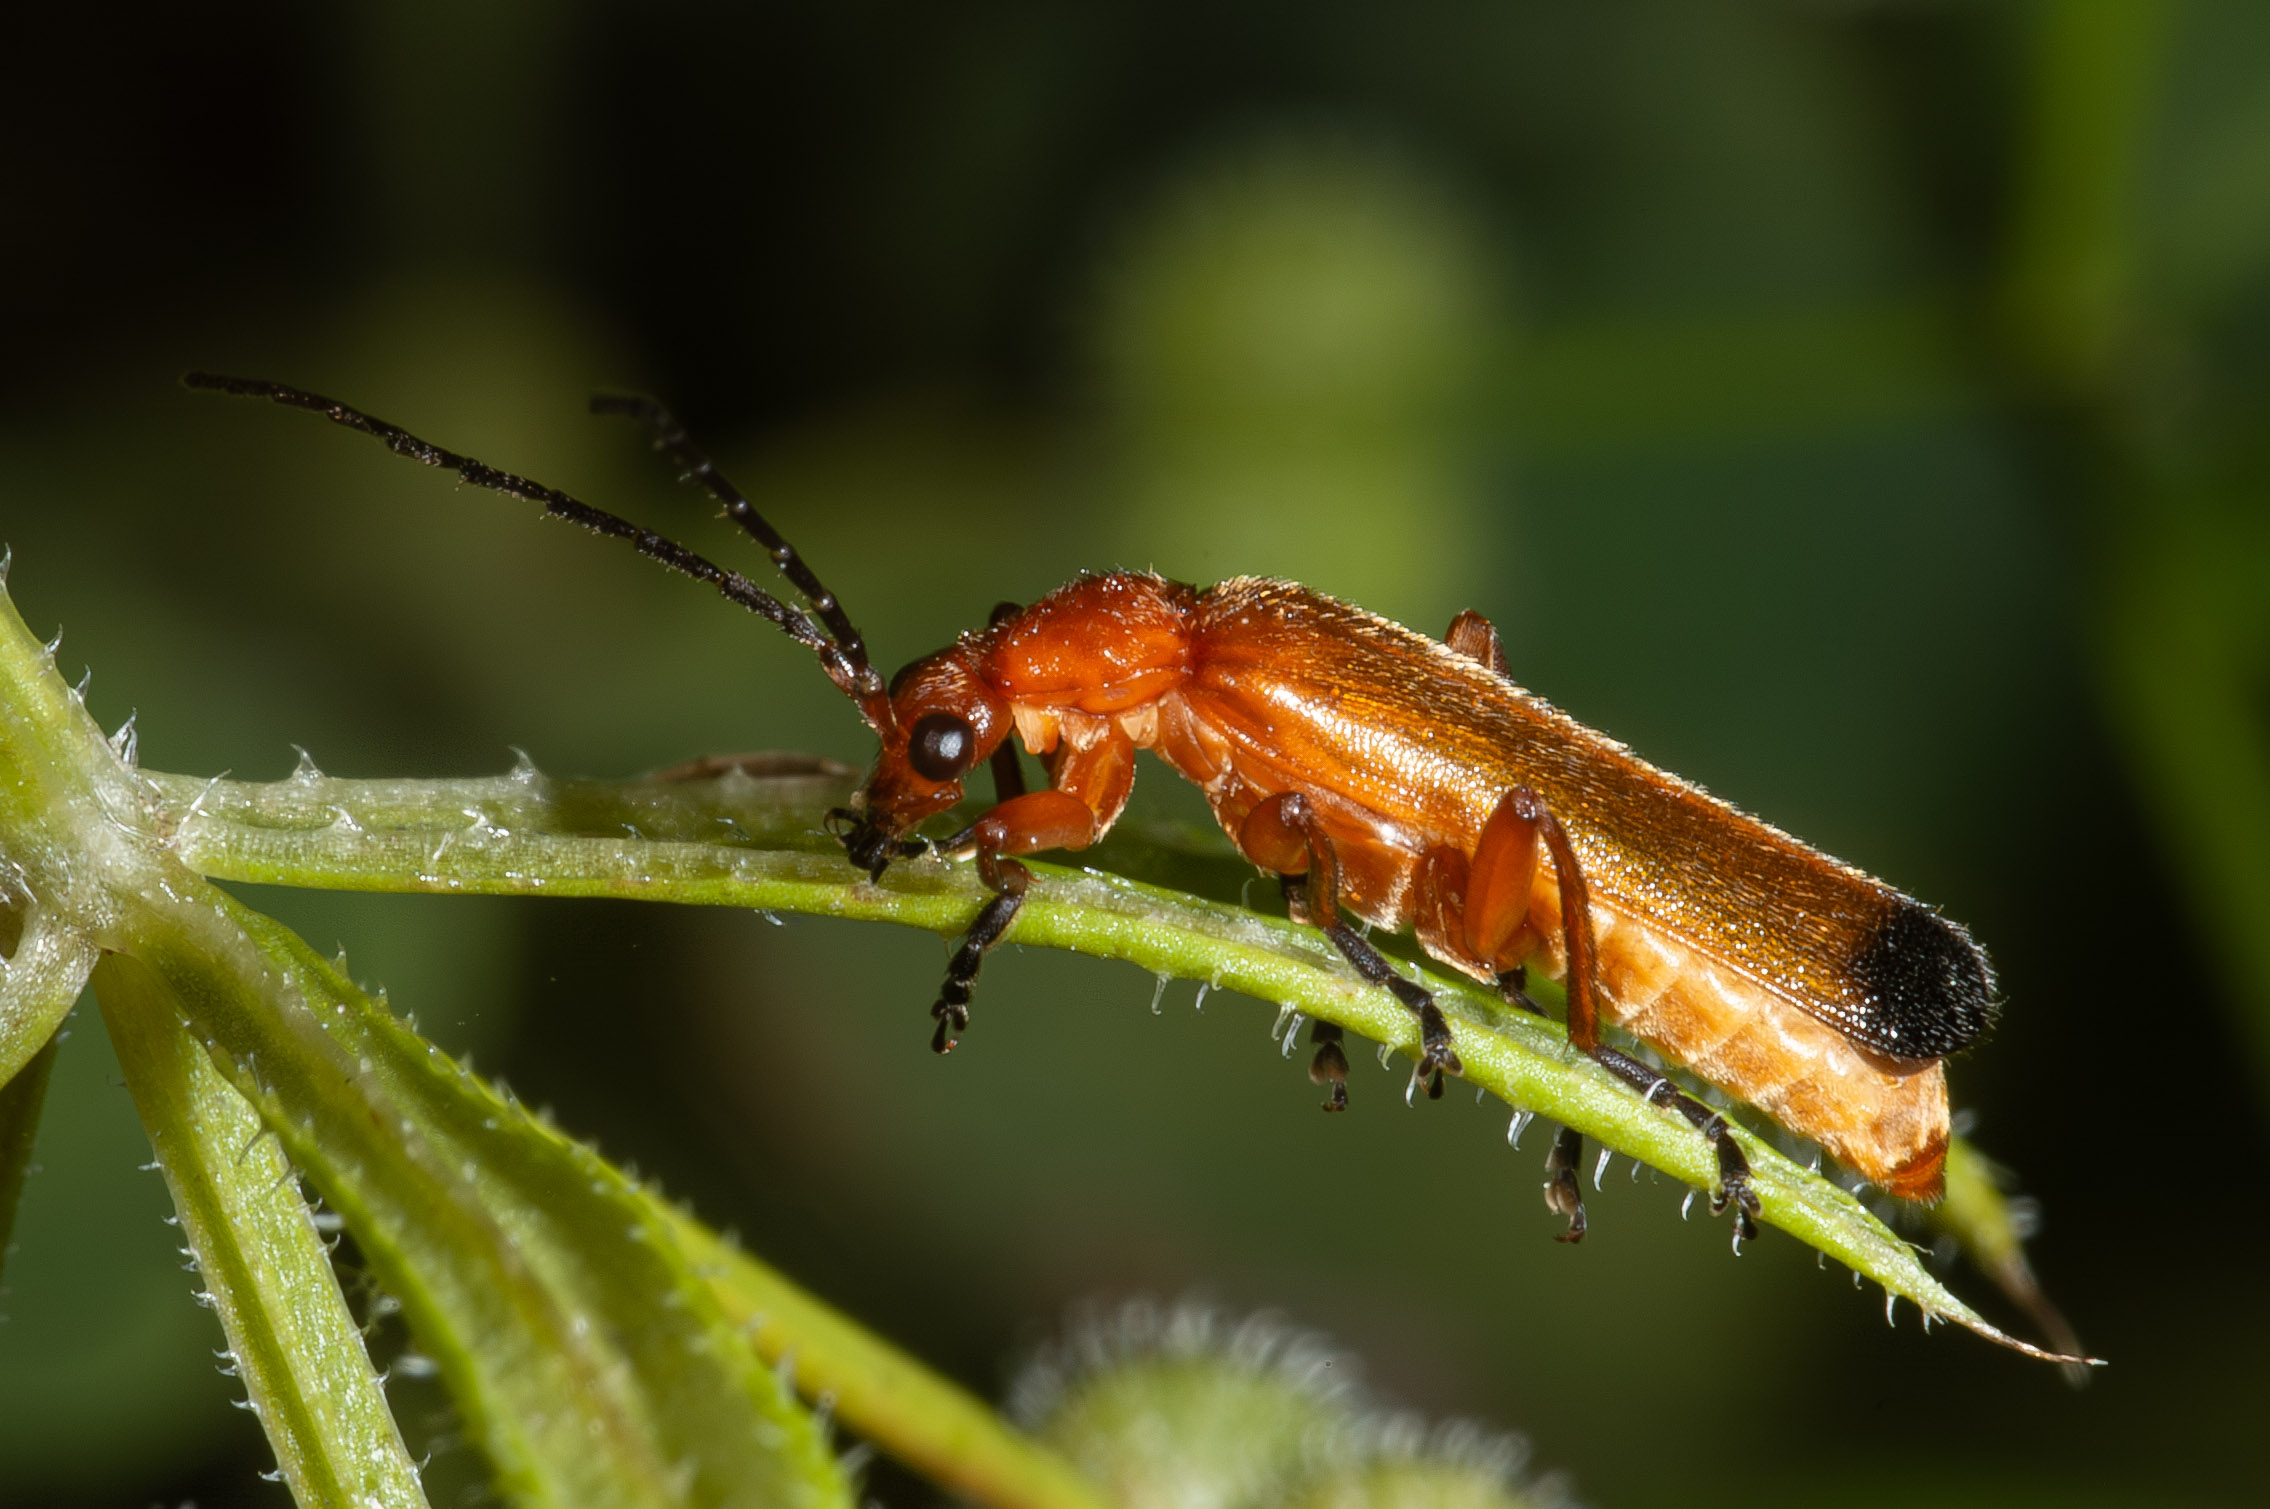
top-left (188, 375), bottom-right (1997, 1245)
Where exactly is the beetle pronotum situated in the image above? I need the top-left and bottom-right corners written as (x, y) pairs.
top-left (186, 373), bottom-right (1998, 1247)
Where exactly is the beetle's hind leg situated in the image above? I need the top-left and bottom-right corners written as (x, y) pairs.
top-left (1528, 791), bottom-right (1762, 1246)
top-left (1584, 1046), bottom-right (1760, 1247)
top-left (1249, 796), bottom-right (1460, 1101)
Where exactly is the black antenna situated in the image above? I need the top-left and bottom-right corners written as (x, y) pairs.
top-left (182, 373), bottom-right (892, 732)
top-left (588, 395), bottom-right (864, 661)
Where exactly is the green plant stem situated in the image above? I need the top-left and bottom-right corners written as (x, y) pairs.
top-left (0, 565), bottom-right (111, 1087)
top-left (668, 1212), bottom-right (1115, 1509)
top-left (148, 761), bottom-right (2090, 1365)
top-left (0, 572), bottom-right (1090, 1509)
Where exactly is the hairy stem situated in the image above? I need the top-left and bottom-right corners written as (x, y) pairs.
top-left (150, 760), bottom-right (2089, 1365)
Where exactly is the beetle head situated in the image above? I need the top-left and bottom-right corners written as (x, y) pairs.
top-left (838, 646), bottom-right (1013, 879)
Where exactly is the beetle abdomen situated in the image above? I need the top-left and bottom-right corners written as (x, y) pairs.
top-left (1574, 890), bottom-right (1952, 1197)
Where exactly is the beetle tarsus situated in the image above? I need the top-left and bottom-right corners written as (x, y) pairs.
top-left (930, 884), bottom-right (1024, 1053)
top-left (1373, 970), bottom-right (1464, 1086)
top-left (1409, 992), bottom-right (1462, 1078)
top-left (1545, 1124), bottom-right (1588, 1242)
top-left (930, 998), bottom-right (969, 1054)
top-left (1707, 1116), bottom-right (1761, 1245)
top-left (1589, 1044), bottom-right (1764, 1244)
top-left (1308, 1020), bottom-right (1349, 1111)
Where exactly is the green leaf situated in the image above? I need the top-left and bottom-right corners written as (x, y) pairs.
top-left (0, 572), bottom-right (856, 1507)
top-left (149, 758), bottom-right (2092, 1366)
top-left (94, 952), bottom-right (429, 1509)
top-left (125, 890), bottom-right (853, 1509)
top-left (0, 1034), bottom-right (56, 1288)
top-left (1934, 1137), bottom-right (2091, 1380)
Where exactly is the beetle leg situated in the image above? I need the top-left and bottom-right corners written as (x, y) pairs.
top-left (1308, 1020), bottom-right (1349, 1112)
top-left (1244, 792), bottom-right (1461, 1099)
top-left (928, 789), bottom-right (1096, 1053)
top-left (1544, 1123), bottom-right (1587, 1242)
top-left (1444, 609), bottom-right (1511, 678)
top-left (988, 742), bottom-right (1028, 802)
top-left (1528, 787), bottom-right (1762, 1245)
top-left (1278, 874), bottom-right (1356, 1105)
top-left (1415, 843), bottom-right (1545, 1017)
top-left (1497, 963), bottom-right (1545, 1016)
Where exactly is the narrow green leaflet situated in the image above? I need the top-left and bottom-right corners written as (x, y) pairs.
top-left (126, 892), bottom-right (851, 1509)
top-left (0, 1035), bottom-right (56, 1288)
top-left (0, 578), bottom-right (855, 1508)
top-left (1935, 1137), bottom-right (2091, 1377)
top-left (149, 757), bottom-right (2092, 1366)
top-left (95, 953), bottom-right (429, 1509)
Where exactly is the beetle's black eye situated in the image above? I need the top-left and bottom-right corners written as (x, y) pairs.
top-left (907, 712), bottom-right (979, 782)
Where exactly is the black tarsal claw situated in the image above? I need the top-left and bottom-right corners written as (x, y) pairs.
top-left (929, 998), bottom-right (969, 1054)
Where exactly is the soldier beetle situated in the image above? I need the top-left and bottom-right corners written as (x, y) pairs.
top-left (185, 373), bottom-right (1998, 1245)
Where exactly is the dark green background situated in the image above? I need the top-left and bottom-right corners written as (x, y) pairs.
top-left (2, 3), bottom-right (2265, 1505)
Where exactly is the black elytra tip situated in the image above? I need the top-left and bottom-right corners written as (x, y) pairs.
top-left (1847, 899), bottom-right (1999, 1060)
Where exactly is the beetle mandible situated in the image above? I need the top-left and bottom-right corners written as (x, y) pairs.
top-left (186, 373), bottom-right (1999, 1245)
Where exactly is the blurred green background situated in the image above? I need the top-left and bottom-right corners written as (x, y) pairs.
top-left (3, 2), bottom-right (2268, 1505)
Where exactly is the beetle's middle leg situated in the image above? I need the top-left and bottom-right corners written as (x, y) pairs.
top-left (1414, 789), bottom-right (1550, 1014)
top-left (1527, 790), bottom-right (1761, 1246)
top-left (1243, 792), bottom-right (1461, 1102)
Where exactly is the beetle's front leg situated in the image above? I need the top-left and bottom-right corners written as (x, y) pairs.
top-left (929, 790), bottom-right (1096, 1052)
top-left (1246, 792), bottom-right (1461, 1102)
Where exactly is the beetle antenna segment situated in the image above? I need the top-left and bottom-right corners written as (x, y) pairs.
top-left (589, 392), bottom-right (887, 728)
top-left (181, 373), bottom-right (892, 733)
